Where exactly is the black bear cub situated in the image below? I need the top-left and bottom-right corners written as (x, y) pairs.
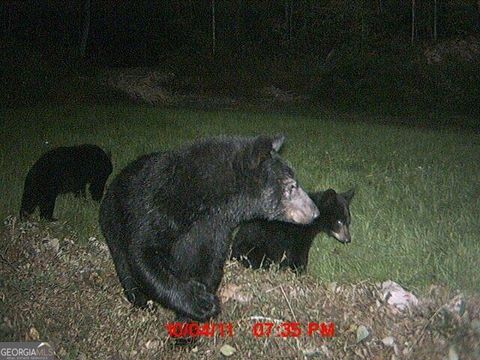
top-left (20, 144), bottom-right (113, 221)
top-left (99, 135), bottom-right (319, 323)
top-left (231, 188), bottom-right (355, 273)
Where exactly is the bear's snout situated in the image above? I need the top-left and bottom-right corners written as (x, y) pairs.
top-left (284, 188), bottom-right (319, 225)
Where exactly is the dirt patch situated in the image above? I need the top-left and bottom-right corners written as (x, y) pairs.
top-left (101, 68), bottom-right (308, 110)
top-left (423, 36), bottom-right (480, 64)
top-left (103, 68), bottom-right (176, 105)
top-left (1, 217), bottom-right (479, 359)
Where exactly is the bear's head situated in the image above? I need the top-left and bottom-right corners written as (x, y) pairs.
top-left (238, 135), bottom-right (319, 225)
top-left (312, 188), bottom-right (355, 243)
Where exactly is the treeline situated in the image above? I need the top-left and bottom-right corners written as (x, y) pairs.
top-left (1, 1), bottom-right (479, 115)
top-left (1, 1), bottom-right (478, 63)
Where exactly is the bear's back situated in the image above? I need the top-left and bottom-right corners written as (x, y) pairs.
top-left (29, 144), bottom-right (112, 192)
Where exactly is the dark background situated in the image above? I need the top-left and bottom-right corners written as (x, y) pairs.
top-left (1, 0), bottom-right (479, 117)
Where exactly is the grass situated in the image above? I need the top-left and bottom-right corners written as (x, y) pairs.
top-left (1, 105), bottom-right (479, 295)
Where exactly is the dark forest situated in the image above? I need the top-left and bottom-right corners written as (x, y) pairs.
top-left (2, 0), bottom-right (480, 114)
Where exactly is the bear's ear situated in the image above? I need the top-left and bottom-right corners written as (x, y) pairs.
top-left (271, 134), bottom-right (285, 153)
top-left (249, 134), bottom-right (286, 169)
top-left (341, 188), bottom-right (355, 204)
top-left (321, 188), bottom-right (337, 204)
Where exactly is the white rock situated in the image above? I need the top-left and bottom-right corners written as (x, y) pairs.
top-left (46, 238), bottom-right (60, 253)
top-left (220, 344), bottom-right (236, 357)
top-left (381, 280), bottom-right (419, 311)
top-left (356, 325), bottom-right (369, 343)
top-left (448, 345), bottom-right (459, 360)
top-left (382, 336), bottom-right (395, 346)
top-left (327, 282), bottom-right (337, 293)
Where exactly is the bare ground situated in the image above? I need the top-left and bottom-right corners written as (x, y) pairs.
top-left (1, 217), bottom-right (479, 359)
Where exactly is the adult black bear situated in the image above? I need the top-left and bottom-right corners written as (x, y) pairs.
top-left (99, 135), bottom-right (319, 323)
top-left (231, 188), bottom-right (355, 273)
top-left (20, 144), bottom-right (113, 221)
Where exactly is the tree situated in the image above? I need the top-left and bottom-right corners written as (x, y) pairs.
top-left (211, 0), bottom-right (216, 56)
top-left (411, 0), bottom-right (416, 44)
top-left (79, 0), bottom-right (91, 58)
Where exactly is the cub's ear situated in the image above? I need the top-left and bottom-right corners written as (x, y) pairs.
top-left (341, 188), bottom-right (355, 204)
top-left (249, 134), bottom-right (286, 169)
top-left (321, 188), bottom-right (337, 204)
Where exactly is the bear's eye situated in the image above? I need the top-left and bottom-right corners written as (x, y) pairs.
top-left (335, 220), bottom-right (343, 227)
top-left (286, 182), bottom-right (297, 193)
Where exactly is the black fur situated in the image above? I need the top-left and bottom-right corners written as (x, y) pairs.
top-left (99, 135), bottom-right (319, 323)
top-left (20, 144), bottom-right (113, 221)
top-left (231, 188), bottom-right (355, 273)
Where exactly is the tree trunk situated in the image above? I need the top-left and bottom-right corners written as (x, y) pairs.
top-left (6, 3), bottom-right (13, 36)
top-left (234, 0), bottom-right (240, 43)
top-left (284, 0), bottom-right (291, 42)
top-left (79, 0), bottom-right (91, 58)
top-left (361, 1), bottom-right (366, 49)
top-left (235, 0), bottom-right (245, 56)
top-left (477, 0), bottom-right (480, 31)
top-left (411, 0), bottom-right (415, 45)
top-left (289, 0), bottom-right (293, 41)
top-left (211, 0), bottom-right (216, 57)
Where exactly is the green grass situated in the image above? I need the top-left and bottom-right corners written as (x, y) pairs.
top-left (1, 105), bottom-right (479, 294)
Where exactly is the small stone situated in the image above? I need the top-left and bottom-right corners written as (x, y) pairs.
top-left (356, 325), bottom-right (369, 343)
top-left (48, 238), bottom-right (60, 253)
top-left (220, 344), bottom-right (236, 357)
top-left (448, 345), bottom-right (459, 360)
top-left (382, 336), bottom-right (395, 346)
top-left (29, 327), bottom-right (40, 340)
top-left (302, 347), bottom-right (322, 358)
top-left (145, 339), bottom-right (159, 349)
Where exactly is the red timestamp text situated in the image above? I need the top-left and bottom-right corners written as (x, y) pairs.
top-left (165, 322), bottom-right (234, 338)
top-left (252, 321), bottom-right (335, 338)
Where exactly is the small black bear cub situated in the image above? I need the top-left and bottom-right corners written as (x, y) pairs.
top-left (20, 144), bottom-right (113, 221)
top-left (99, 135), bottom-right (319, 323)
top-left (231, 188), bottom-right (355, 273)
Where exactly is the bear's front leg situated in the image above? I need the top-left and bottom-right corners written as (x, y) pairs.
top-left (89, 176), bottom-right (108, 201)
top-left (285, 246), bottom-right (310, 274)
top-left (172, 218), bottom-right (232, 294)
top-left (129, 243), bottom-right (220, 322)
top-left (39, 192), bottom-right (58, 221)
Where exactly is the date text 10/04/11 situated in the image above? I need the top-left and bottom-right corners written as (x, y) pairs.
top-left (165, 322), bottom-right (335, 338)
